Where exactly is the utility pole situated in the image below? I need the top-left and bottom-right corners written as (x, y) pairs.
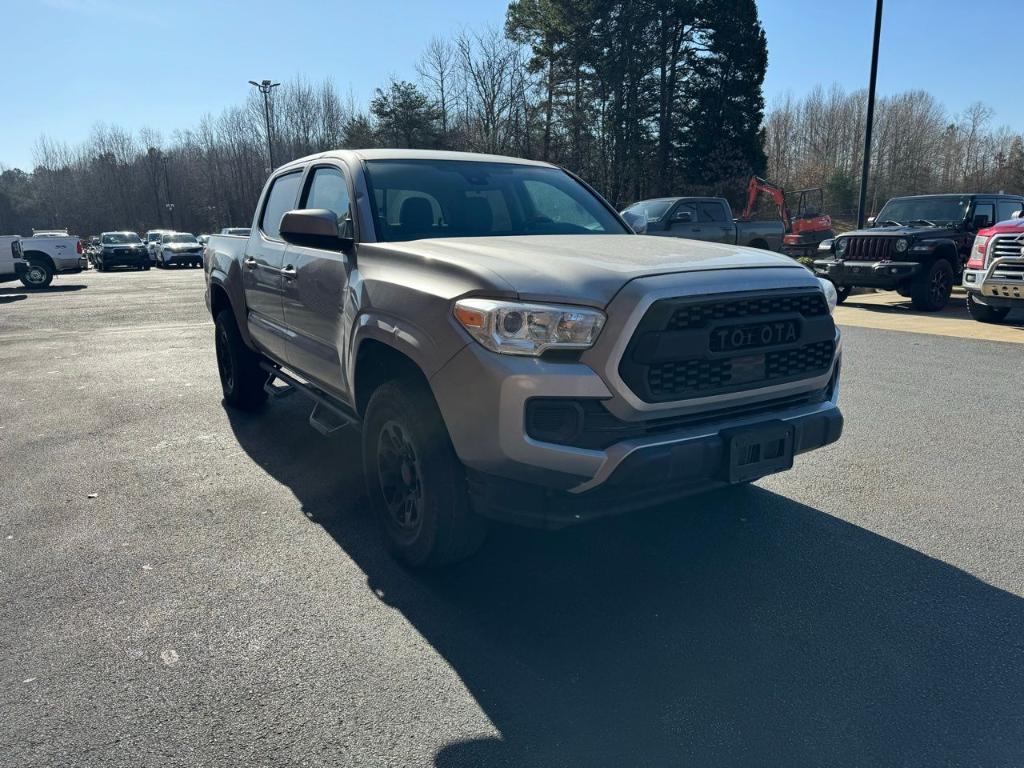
top-left (249, 79), bottom-right (280, 171)
top-left (857, 0), bottom-right (883, 228)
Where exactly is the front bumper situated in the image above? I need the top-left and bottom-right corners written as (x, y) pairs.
top-left (431, 322), bottom-right (843, 526)
top-left (814, 258), bottom-right (920, 288)
top-left (162, 251), bottom-right (203, 265)
top-left (466, 397), bottom-right (842, 527)
top-left (100, 251), bottom-right (147, 266)
top-left (963, 265), bottom-right (1024, 307)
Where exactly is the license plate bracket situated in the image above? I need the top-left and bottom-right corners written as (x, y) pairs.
top-left (723, 421), bottom-right (795, 483)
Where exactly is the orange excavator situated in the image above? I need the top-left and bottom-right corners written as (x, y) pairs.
top-left (741, 176), bottom-right (834, 257)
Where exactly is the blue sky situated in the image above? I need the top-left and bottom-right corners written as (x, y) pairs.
top-left (2, 0), bottom-right (1022, 170)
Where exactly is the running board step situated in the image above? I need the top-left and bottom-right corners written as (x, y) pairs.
top-left (260, 362), bottom-right (359, 436)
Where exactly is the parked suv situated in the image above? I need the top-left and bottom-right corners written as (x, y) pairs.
top-left (95, 232), bottom-right (149, 271)
top-left (962, 216), bottom-right (1024, 323)
top-left (205, 149), bottom-right (843, 566)
top-left (814, 194), bottom-right (1024, 310)
top-left (153, 232), bottom-right (204, 268)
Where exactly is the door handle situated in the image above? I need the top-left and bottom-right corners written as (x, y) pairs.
top-left (281, 264), bottom-right (297, 280)
top-left (243, 256), bottom-right (257, 270)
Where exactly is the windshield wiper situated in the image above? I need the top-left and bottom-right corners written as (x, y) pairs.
top-left (908, 219), bottom-right (938, 227)
top-left (875, 219), bottom-right (903, 227)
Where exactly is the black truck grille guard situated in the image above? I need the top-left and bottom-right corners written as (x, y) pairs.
top-left (618, 289), bottom-right (837, 403)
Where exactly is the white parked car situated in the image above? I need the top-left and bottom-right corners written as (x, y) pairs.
top-left (18, 229), bottom-right (83, 288)
top-left (154, 232), bottom-right (204, 268)
top-left (144, 229), bottom-right (174, 262)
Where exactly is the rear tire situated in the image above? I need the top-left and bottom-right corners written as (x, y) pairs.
top-left (362, 379), bottom-right (485, 568)
top-left (835, 285), bottom-right (852, 305)
top-left (214, 309), bottom-right (267, 411)
top-left (966, 292), bottom-right (1010, 324)
top-left (911, 259), bottom-right (954, 311)
top-left (20, 261), bottom-right (54, 289)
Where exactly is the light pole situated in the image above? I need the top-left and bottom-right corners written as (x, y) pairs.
top-left (857, 0), bottom-right (883, 228)
top-left (249, 79), bottom-right (280, 171)
top-left (165, 202), bottom-right (175, 230)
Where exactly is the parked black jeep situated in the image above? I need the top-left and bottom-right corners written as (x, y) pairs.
top-left (814, 194), bottom-right (1024, 311)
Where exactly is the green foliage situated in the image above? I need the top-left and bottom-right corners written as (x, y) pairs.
top-left (370, 81), bottom-right (441, 149)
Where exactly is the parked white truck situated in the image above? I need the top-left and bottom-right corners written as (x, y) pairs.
top-left (0, 235), bottom-right (25, 280)
top-left (16, 229), bottom-right (84, 288)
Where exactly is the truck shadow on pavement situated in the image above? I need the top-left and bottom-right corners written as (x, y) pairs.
top-left (227, 400), bottom-right (1024, 768)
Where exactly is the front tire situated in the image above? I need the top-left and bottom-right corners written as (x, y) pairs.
top-left (362, 380), bottom-right (485, 568)
top-left (20, 261), bottom-right (54, 289)
top-left (214, 309), bottom-right (267, 411)
top-left (966, 292), bottom-right (1010, 324)
top-left (911, 259), bottom-right (954, 311)
top-left (835, 285), bottom-right (852, 305)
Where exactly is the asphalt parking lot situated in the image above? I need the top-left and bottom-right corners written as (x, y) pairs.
top-left (2, 268), bottom-right (1023, 767)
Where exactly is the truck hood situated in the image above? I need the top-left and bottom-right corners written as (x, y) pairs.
top-left (375, 234), bottom-right (803, 307)
top-left (838, 225), bottom-right (963, 239)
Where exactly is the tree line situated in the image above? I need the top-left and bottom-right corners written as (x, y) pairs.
top-left (2, 0), bottom-right (1023, 237)
top-left (766, 85), bottom-right (1024, 219)
top-left (0, 0), bottom-right (768, 236)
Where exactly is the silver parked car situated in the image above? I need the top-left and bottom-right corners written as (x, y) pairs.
top-left (154, 232), bottom-right (204, 268)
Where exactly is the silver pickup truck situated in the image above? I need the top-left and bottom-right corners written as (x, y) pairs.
top-left (622, 196), bottom-right (785, 251)
top-left (205, 149), bottom-right (843, 566)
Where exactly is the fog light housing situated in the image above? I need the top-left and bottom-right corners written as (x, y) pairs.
top-left (525, 399), bottom-right (585, 445)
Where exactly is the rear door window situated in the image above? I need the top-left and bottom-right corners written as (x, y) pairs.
top-left (997, 199), bottom-right (1022, 222)
top-left (260, 171), bottom-right (303, 240)
top-left (698, 202), bottom-right (727, 222)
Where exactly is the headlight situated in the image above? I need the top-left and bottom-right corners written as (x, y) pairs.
top-left (818, 238), bottom-right (834, 252)
top-left (895, 238), bottom-right (909, 253)
top-left (835, 238), bottom-right (848, 256)
top-left (817, 277), bottom-right (838, 314)
top-left (454, 298), bottom-right (605, 356)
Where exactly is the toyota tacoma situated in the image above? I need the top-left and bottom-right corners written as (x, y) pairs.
top-left (205, 149), bottom-right (844, 566)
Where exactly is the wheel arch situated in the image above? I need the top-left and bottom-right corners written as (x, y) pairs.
top-left (353, 338), bottom-right (433, 418)
top-left (23, 250), bottom-right (55, 270)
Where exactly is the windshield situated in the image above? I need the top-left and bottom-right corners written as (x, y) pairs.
top-left (622, 200), bottom-right (674, 222)
top-left (101, 232), bottom-right (142, 244)
top-left (165, 233), bottom-right (197, 244)
top-left (874, 196), bottom-right (969, 227)
top-left (363, 159), bottom-right (627, 242)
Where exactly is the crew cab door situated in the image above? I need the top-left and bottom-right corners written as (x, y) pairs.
top-left (697, 201), bottom-right (735, 243)
top-left (243, 169), bottom-right (302, 364)
top-left (279, 164), bottom-right (355, 399)
top-left (653, 201), bottom-right (700, 238)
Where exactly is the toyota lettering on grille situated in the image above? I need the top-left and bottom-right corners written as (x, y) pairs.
top-left (710, 319), bottom-right (800, 353)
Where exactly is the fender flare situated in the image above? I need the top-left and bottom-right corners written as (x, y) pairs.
top-left (348, 311), bottom-right (455, 400)
top-left (207, 266), bottom-right (254, 348)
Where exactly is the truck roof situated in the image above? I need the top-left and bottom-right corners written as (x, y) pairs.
top-left (886, 193), bottom-right (1024, 200)
top-left (278, 148), bottom-right (556, 172)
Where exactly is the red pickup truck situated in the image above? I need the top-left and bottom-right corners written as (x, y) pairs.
top-left (963, 217), bottom-right (1024, 323)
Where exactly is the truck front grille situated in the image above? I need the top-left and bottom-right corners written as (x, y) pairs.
top-left (988, 235), bottom-right (1024, 267)
top-left (843, 236), bottom-right (896, 261)
top-left (619, 290), bottom-right (836, 403)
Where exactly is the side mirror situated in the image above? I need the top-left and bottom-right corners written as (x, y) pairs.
top-left (866, 216), bottom-right (876, 227)
top-left (972, 215), bottom-right (992, 230)
top-left (280, 208), bottom-right (353, 251)
top-left (621, 210), bottom-right (648, 235)
top-left (672, 210), bottom-right (694, 223)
